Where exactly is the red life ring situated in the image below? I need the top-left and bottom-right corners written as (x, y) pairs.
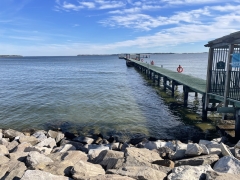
top-left (177, 66), bottom-right (183, 73)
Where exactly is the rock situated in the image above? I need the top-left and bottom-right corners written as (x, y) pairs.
top-left (21, 170), bottom-right (71, 180)
top-left (159, 141), bottom-right (176, 151)
top-left (0, 164), bottom-right (9, 179)
top-left (0, 155), bottom-right (10, 165)
top-left (71, 160), bottom-right (105, 179)
top-left (32, 131), bottom-right (47, 141)
top-left (206, 170), bottom-right (240, 180)
top-left (0, 138), bottom-right (9, 146)
top-left (13, 142), bottom-right (32, 153)
top-left (3, 160), bottom-right (27, 180)
top-left (220, 142), bottom-right (233, 156)
top-left (56, 132), bottom-right (64, 143)
top-left (235, 140), bottom-right (240, 149)
top-left (60, 139), bottom-right (88, 153)
top-left (144, 141), bottom-right (159, 150)
top-left (167, 165), bottom-right (213, 180)
top-left (35, 137), bottom-right (56, 148)
top-left (170, 143), bottom-right (187, 160)
top-left (175, 154), bottom-right (219, 167)
top-left (4, 129), bottom-right (24, 139)
top-left (47, 130), bottom-right (64, 143)
top-left (152, 159), bottom-right (175, 168)
top-left (110, 142), bottom-right (120, 150)
top-left (6, 140), bottom-right (19, 152)
top-left (107, 166), bottom-right (166, 180)
top-left (93, 150), bottom-right (124, 170)
top-left (88, 149), bottom-right (105, 160)
top-left (124, 147), bottom-right (162, 167)
top-left (199, 144), bottom-right (209, 155)
top-left (58, 144), bottom-right (76, 152)
top-left (19, 136), bottom-right (39, 146)
top-left (156, 146), bottom-right (174, 159)
top-left (0, 144), bottom-right (9, 156)
top-left (73, 136), bottom-right (94, 144)
top-left (185, 143), bottom-right (203, 156)
top-left (88, 144), bottom-right (109, 157)
top-left (0, 131), bottom-right (2, 140)
top-left (64, 132), bottom-right (76, 140)
top-left (213, 156), bottom-right (240, 174)
top-left (120, 142), bottom-right (131, 151)
top-left (89, 174), bottom-right (135, 180)
top-left (208, 147), bottom-right (222, 155)
top-left (235, 148), bottom-right (240, 160)
top-left (129, 137), bottom-right (146, 145)
top-left (26, 151), bottom-right (53, 169)
top-left (9, 151), bottom-right (29, 162)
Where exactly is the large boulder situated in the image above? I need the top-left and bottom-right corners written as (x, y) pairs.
top-left (175, 154), bottom-right (219, 167)
top-left (107, 166), bottom-right (166, 180)
top-left (21, 170), bottom-right (71, 180)
top-left (213, 156), bottom-right (240, 174)
top-left (220, 142), bottom-right (233, 156)
top-left (26, 151), bottom-right (53, 169)
top-left (185, 143), bottom-right (203, 156)
top-left (124, 147), bottom-right (162, 167)
top-left (206, 170), bottom-right (240, 180)
top-left (71, 160), bottom-right (105, 179)
top-left (169, 142), bottom-right (187, 160)
top-left (3, 129), bottom-right (24, 139)
top-left (167, 165), bottom-right (213, 180)
top-left (93, 150), bottom-right (124, 170)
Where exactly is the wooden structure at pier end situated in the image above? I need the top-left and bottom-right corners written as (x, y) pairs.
top-left (205, 31), bottom-right (240, 140)
top-left (120, 31), bottom-right (240, 140)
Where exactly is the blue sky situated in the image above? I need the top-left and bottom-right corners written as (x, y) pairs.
top-left (0, 0), bottom-right (240, 56)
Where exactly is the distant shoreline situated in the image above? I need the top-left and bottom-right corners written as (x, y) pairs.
top-left (0, 55), bottom-right (23, 58)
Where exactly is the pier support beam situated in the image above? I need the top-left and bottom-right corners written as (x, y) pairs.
top-left (236, 109), bottom-right (240, 140)
top-left (171, 81), bottom-right (175, 97)
top-left (183, 86), bottom-right (188, 106)
top-left (163, 77), bottom-right (167, 91)
top-left (202, 94), bottom-right (208, 120)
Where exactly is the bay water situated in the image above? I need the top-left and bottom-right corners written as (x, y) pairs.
top-left (0, 53), bottom-right (217, 142)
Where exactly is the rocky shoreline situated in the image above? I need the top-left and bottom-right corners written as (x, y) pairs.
top-left (1, 128), bottom-right (240, 180)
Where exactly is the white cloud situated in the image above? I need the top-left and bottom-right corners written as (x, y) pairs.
top-left (80, 2), bottom-right (95, 8)
top-left (161, 0), bottom-right (227, 5)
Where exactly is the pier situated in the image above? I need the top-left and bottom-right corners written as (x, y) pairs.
top-left (120, 31), bottom-right (240, 141)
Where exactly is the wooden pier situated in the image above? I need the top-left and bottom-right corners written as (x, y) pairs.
top-left (119, 31), bottom-right (240, 141)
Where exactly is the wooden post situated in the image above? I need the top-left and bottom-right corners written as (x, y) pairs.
top-left (204, 47), bottom-right (214, 117)
top-left (153, 72), bottom-right (155, 83)
top-left (235, 109), bottom-right (240, 140)
top-left (163, 77), bottom-right (167, 91)
top-left (195, 92), bottom-right (198, 97)
top-left (158, 75), bottom-right (160, 86)
top-left (183, 86), bottom-right (188, 106)
top-left (171, 81), bottom-right (175, 97)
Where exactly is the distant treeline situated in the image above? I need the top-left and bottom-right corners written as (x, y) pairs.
top-left (0, 55), bottom-right (23, 57)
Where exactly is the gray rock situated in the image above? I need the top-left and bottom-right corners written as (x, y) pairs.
top-left (58, 144), bottom-right (76, 152)
top-left (235, 140), bottom-right (240, 149)
top-left (88, 144), bottom-right (109, 157)
top-left (185, 143), bottom-right (203, 156)
top-left (0, 155), bottom-right (10, 165)
top-left (235, 148), bottom-right (240, 160)
top-left (208, 147), bottom-right (222, 155)
top-left (0, 164), bottom-right (9, 179)
top-left (19, 135), bottom-right (39, 146)
top-left (213, 156), bottom-right (240, 174)
top-left (9, 151), bottom-right (29, 162)
top-left (120, 142), bottom-right (131, 151)
top-left (6, 140), bottom-right (19, 152)
top-left (60, 139), bottom-right (88, 153)
top-left (0, 144), bottom-right (9, 156)
top-left (13, 142), bottom-right (32, 153)
top-left (71, 160), bottom-right (105, 179)
top-left (167, 165), bottom-right (213, 180)
top-left (152, 159), bottom-right (175, 168)
top-left (4, 129), bottom-right (24, 139)
top-left (73, 136), bottom-right (94, 144)
top-left (35, 137), bottom-right (56, 148)
top-left (107, 166), bottom-right (166, 180)
top-left (93, 150), bottom-right (124, 170)
top-left (21, 170), bottom-right (72, 180)
top-left (32, 131), bottom-right (47, 141)
top-left (175, 154), bottom-right (219, 167)
top-left (220, 142), bottom-right (233, 156)
top-left (26, 151), bottom-right (53, 169)
top-left (206, 170), bottom-right (240, 180)
top-left (144, 141), bottom-right (159, 150)
top-left (47, 130), bottom-right (64, 143)
top-left (56, 132), bottom-right (64, 143)
top-left (156, 146), bottom-right (174, 159)
top-left (3, 160), bottom-right (27, 180)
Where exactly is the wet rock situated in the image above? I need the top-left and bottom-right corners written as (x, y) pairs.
top-left (21, 170), bottom-right (71, 180)
top-left (0, 144), bottom-right (9, 156)
top-left (107, 136), bottom-right (116, 143)
top-left (19, 136), bottom-right (39, 146)
top-left (71, 160), bottom-right (105, 179)
top-left (167, 165), bottom-right (213, 180)
top-left (124, 147), bottom-right (162, 167)
top-left (0, 164), bottom-right (9, 179)
top-left (64, 132), bottom-right (76, 140)
top-left (3, 129), bottom-right (24, 139)
top-left (213, 156), bottom-right (240, 174)
top-left (6, 140), bottom-right (19, 152)
top-left (35, 137), bottom-right (56, 149)
top-left (93, 150), bottom-right (124, 170)
top-left (107, 166), bottom-right (167, 180)
top-left (32, 131), bottom-right (47, 141)
top-left (3, 160), bottom-right (27, 180)
top-left (152, 159), bottom-right (175, 168)
top-left (58, 144), bottom-right (76, 152)
top-left (220, 142), bottom-right (233, 156)
top-left (175, 154), bottom-right (219, 167)
top-left (206, 170), bottom-right (240, 180)
top-left (0, 155), bottom-right (10, 165)
top-left (73, 136), bottom-right (94, 144)
top-left (185, 143), bottom-right (203, 156)
top-left (26, 151), bottom-right (53, 169)
top-left (129, 137), bottom-right (146, 145)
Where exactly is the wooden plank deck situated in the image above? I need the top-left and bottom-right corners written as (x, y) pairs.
top-left (129, 59), bottom-right (206, 94)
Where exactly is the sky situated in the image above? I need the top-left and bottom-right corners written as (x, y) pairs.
top-left (0, 0), bottom-right (240, 56)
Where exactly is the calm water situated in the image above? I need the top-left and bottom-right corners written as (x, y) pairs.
top-left (0, 54), bottom-right (216, 142)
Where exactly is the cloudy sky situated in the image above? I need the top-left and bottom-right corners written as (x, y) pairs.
top-left (0, 0), bottom-right (240, 56)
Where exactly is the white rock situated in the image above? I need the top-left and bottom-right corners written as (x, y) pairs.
top-left (208, 148), bottom-right (222, 155)
top-left (21, 170), bottom-right (71, 180)
top-left (168, 165), bottom-right (213, 180)
top-left (35, 137), bottom-right (56, 148)
top-left (220, 142), bottom-right (233, 157)
top-left (185, 143), bottom-right (203, 156)
top-left (199, 144), bottom-right (209, 155)
top-left (170, 143), bottom-right (187, 160)
top-left (213, 156), bottom-right (240, 174)
top-left (144, 141), bottom-right (159, 150)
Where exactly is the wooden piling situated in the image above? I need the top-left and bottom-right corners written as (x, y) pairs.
top-left (183, 86), bottom-right (188, 106)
